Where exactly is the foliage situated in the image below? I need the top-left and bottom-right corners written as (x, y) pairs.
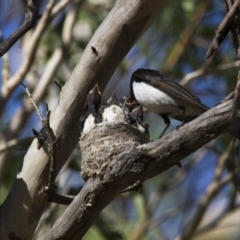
top-left (0, 0), bottom-right (240, 239)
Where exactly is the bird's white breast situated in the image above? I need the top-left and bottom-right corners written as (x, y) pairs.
top-left (132, 81), bottom-right (178, 114)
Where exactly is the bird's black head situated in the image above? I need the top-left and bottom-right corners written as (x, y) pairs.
top-left (129, 69), bottom-right (142, 102)
top-left (84, 84), bottom-right (101, 112)
top-left (130, 68), bottom-right (148, 101)
top-left (130, 68), bottom-right (167, 101)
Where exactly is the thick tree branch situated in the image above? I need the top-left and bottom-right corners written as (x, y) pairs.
top-left (0, 0), bottom-right (82, 183)
top-left (0, 1), bottom-right (166, 239)
top-left (43, 97), bottom-right (240, 240)
top-left (0, 0), bottom-right (39, 57)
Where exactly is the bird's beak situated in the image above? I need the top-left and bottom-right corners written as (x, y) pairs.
top-left (92, 84), bottom-right (101, 98)
top-left (129, 93), bottom-right (135, 103)
top-left (86, 84), bottom-right (102, 111)
top-left (91, 84), bottom-right (101, 105)
top-left (125, 96), bottom-right (139, 105)
top-left (124, 97), bottom-right (139, 111)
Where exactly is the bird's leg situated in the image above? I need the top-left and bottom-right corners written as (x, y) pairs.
top-left (159, 114), bottom-right (170, 138)
top-left (176, 107), bottom-right (185, 130)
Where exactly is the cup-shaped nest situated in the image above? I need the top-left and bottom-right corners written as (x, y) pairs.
top-left (80, 121), bottom-right (149, 181)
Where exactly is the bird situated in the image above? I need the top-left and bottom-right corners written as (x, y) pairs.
top-left (130, 68), bottom-right (210, 138)
top-left (100, 92), bottom-right (126, 123)
top-left (84, 84), bottom-right (101, 113)
top-left (80, 84), bottom-right (101, 134)
top-left (130, 105), bottom-right (149, 135)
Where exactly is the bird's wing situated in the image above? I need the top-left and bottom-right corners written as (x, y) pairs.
top-left (134, 69), bottom-right (209, 111)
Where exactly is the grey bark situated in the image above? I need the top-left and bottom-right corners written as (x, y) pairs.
top-left (43, 97), bottom-right (240, 240)
top-left (0, 0), bottom-right (166, 239)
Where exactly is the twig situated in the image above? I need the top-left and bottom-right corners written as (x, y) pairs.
top-left (21, 82), bottom-right (43, 122)
top-left (162, 1), bottom-right (208, 72)
top-left (0, 0), bottom-right (76, 116)
top-left (180, 140), bottom-right (239, 240)
top-left (130, 155), bottom-right (202, 240)
top-left (21, 82), bottom-right (48, 149)
top-left (51, 0), bottom-right (74, 19)
top-left (32, 129), bottom-right (46, 149)
top-left (54, 80), bottom-right (63, 91)
top-left (206, 0), bottom-right (240, 59)
top-left (0, 0), bottom-right (56, 115)
top-left (229, 0), bottom-right (240, 56)
top-left (2, 53), bottom-right (11, 84)
top-left (0, 2), bottom-right (81, 185)
top-left (120, 180), bottom-right (143, 193)
top-left (232, 71), bottom-right (240, 116)
top-left (41, 96), bottom-right (240, 239)
top-left (225, 0), bottom-right (233, 12)
top-left (180, 60), bottom-right (240, 85)
top-left (179, 167), bottom-right (240, 239)
top-left (43, 107), bottom-right (56, 187)
top-left (230, 0), bottom-right (240, 134)
top-left (22, 81), bottom-right (74, 204)
top-left (0, 0), bottom-right (39, 57)
top-left (39, 105), bottom-right (74, 204)
top-left (0, 138), bottom-right (32, 153)
top-left (229, 138), bottom-right (240, 191)
top-left (231, 71), bottom-right (240, 142)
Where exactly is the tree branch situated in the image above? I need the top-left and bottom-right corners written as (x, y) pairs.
top-left (162, 0), bottom-right (208, 72)
top-left (51, 0), bottom-right (75, 19)
top-left (0, 1), bottom-right (167, 239)
top-left (0, 0), bottom-right (39, 57)
top-left (229, 0), bottom-right (240, 56)
top-left (0, 0), bottom-right (56, 116)
top-left (206, 0), bottom-right (240, 59)
top-left (0, 138), bottom-right (32, 153)
top-left (233, 71), bottom-right (240, 116)
top-left (42, 96), bottom-right (240, 239)
top-left (180, 60), bottom-right (240, 85)
top-left (1, 53), bottom-right (11, 84)
top-left (0, 1), bottom-right (81, 182)
top-left (180, 139), bottom-right (239, 240)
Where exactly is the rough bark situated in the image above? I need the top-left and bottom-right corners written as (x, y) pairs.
top-left (43, 97), bottom-right (240, 240)
top-left (0, 0), bottom-right (166, 239)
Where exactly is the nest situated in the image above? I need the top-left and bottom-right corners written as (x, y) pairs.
top-left (80, 121), bottom-right (149, 181)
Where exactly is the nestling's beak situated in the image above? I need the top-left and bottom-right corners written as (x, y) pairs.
top-left (124, 96), bottom-right (139, 111)
top-left (85, 84), bottom-right (102, 112)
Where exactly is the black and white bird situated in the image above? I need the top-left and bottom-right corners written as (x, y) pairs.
top-left (130, 68), bottom-right (209, 138)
